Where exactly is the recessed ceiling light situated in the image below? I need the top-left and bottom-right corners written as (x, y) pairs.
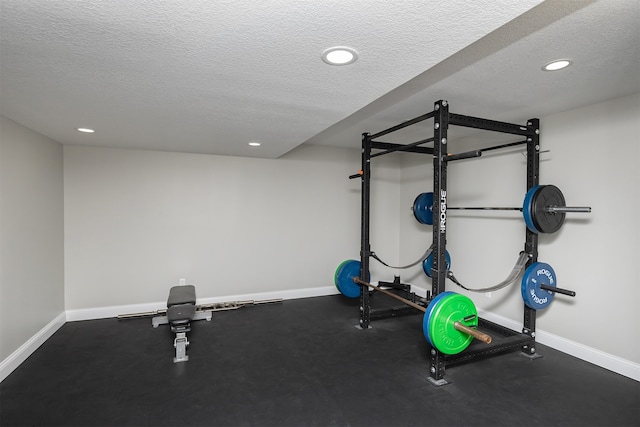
top-left (542, 59), bottom-right (572, 71)
top-left (248, 142), bottom-right (261, 147)
top-left (321, 46), bottom-right (358, 66)
top-left (76, 127), bottom-right (95, 133)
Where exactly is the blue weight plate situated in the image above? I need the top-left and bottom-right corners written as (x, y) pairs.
top-left (422, 250), bottom-right (451, 278)
top-left (335, 260), bottom-right (366, 299)
top-left (413, 192), bottom-right (434, 225)
top-left (334, 260), bottom-right (351, 290)
top-left (422, 291), bottom-right (454, 346)
top-left (521, 262), bottom-right (556, 310)
top-left (522, 186), bottom-right (541, 233)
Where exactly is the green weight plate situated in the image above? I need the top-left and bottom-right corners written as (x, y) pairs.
top-left (428, 292), bottom-right (478, 355)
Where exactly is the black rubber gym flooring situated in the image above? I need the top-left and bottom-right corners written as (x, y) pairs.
top-left (1, 295), bottom-right (638, 426)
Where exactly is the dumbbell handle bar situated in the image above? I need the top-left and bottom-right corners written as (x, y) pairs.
top-left (353, 278), bottom-right (492, 344)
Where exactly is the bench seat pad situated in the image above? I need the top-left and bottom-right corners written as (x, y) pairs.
top-left (167, 304), bottom-right (196, 324)
top-left (167, 285), bottom-right (196, 307)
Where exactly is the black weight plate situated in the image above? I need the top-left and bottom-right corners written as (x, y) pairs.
top-left (531, 185), bottom-right (566, 234)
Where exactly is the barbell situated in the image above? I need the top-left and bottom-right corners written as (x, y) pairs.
top-left (337, 256), bottom-right (575, 312)
top-left (334, 260), bottom-right (492, 354)
top-left (354, 277), bottom-right (491, 355)
top-left (412, 185), bottom-right (591, 233)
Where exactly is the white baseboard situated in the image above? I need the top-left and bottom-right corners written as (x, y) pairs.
top-left (66, 301), bottom-right (165, 321)
top-left (3, 286), bottom-right (638, 383)
top-left (65, 285), bottom-right (340, 321)
top-left (0, 312), bottom-right (66, 383)
top-left (477, 308), bottom-right (640, 382)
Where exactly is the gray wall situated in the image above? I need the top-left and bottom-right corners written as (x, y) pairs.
top-left (2, 92), bottom-right (638, 371)
top-left (63, 144), bottom-right (401, 309)
top-left (0, 116), bottom-right (65, 361)
top-left (399, 93), bottom-right (639, 363)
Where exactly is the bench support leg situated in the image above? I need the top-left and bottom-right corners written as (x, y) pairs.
top-left (173, 332), bottom-right (189, 363)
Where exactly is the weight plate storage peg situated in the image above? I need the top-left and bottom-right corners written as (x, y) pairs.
top-left (423, 292), bottom-right (480, 355)
top-left (335, 260), bottom-right (369, 299)
top-left (422, 250), bottom-right (451, 278)
top-left (412, 192), bottom-right (434, 225)
top-left (521, 262), bottom-right (557, 310)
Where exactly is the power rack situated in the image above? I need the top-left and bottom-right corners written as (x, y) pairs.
top-left (356, 100), bottom-right (540, 385)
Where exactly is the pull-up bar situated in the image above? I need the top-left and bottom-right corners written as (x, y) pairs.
top-left (444, 140), bottom-right (528, 162)
top-left (370, 137), bottom-right (435, 158)
top-left (368, 111), bottom-right (436, 140)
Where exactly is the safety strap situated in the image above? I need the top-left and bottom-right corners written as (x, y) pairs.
top-left (447, 251), bottom-right (532, 293)
top-left (371, 245), bottom-right (433, 269)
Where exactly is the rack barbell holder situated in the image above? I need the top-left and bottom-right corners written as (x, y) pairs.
top-left (349, 170), bottom-right (364, 179)
top-left (444, 139), bottom-right (529, 162)
top-left (352, 277), bottom-right (492, 344)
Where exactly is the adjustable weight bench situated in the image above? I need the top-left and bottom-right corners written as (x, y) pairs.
top-left (152, 285), bottom-right (212, 363)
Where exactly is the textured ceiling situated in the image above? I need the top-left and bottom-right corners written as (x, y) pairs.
top-left (307, 0), bottom-right (640, 148)
top-left (1, 1), bottom-right (638, 159)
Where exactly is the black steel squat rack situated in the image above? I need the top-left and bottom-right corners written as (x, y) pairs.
top-left (355, 100), bottom-right (540, 385)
